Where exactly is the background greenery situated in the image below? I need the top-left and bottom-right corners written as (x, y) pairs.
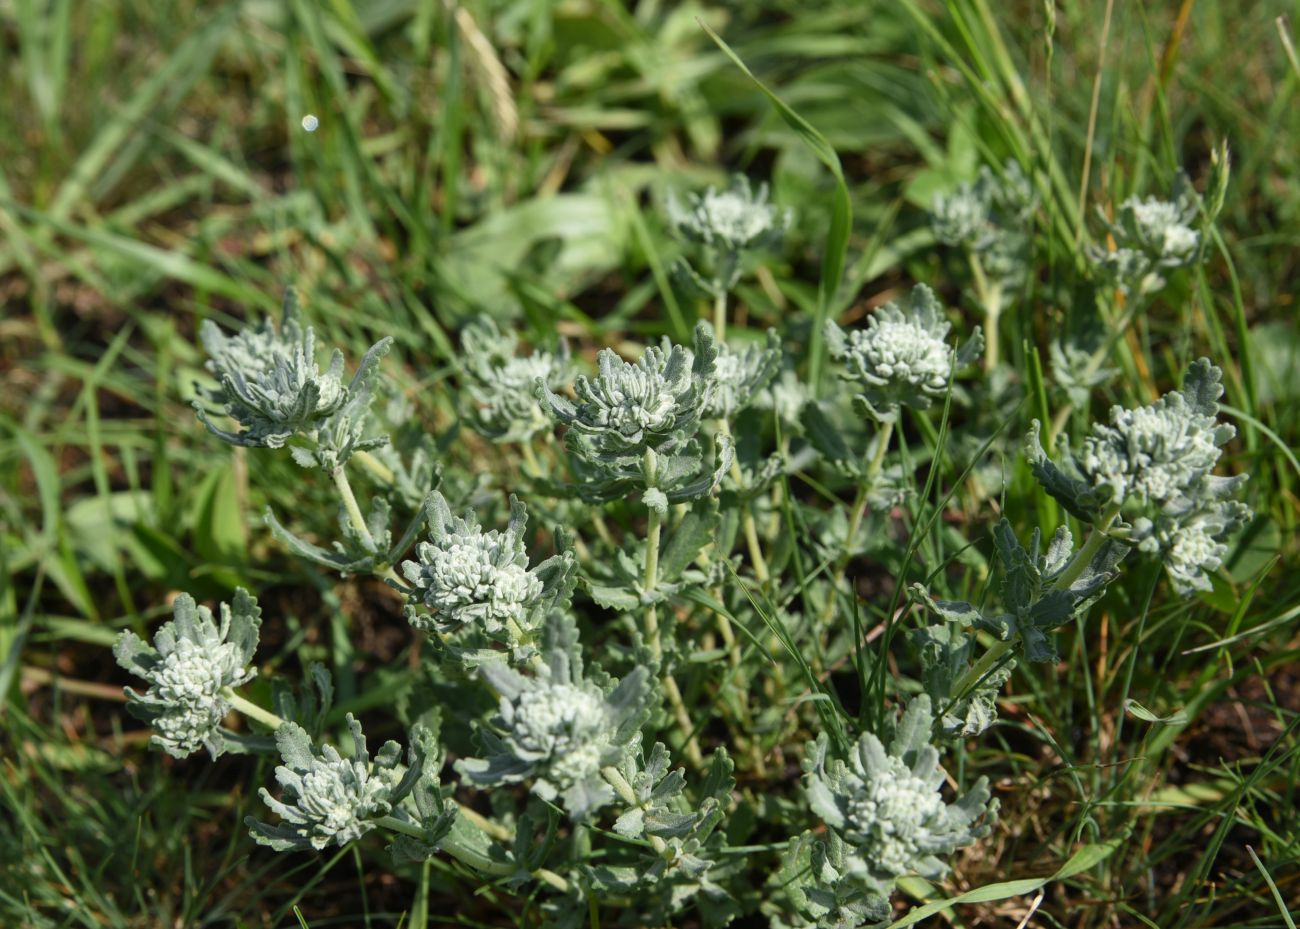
top-left (2, 0), bottom-right (1298, 926)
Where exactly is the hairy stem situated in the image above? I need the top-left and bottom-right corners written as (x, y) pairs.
top-left (642, 447), bottom-right (703, 767)
top-left (713, 288), bottom-right (728, 343)
top-left (643, 448), bottom-right (663, 660)
top-left (968, 251), bottom-right (1003, 371)
top-left (353, 449), bottom-right (396, 485)
top-left (717, 418), bottom-right (770, 585)
top-left (222, 689), bottom-right (286, 731)
top-left (332, 465), bottom-right (377, 550)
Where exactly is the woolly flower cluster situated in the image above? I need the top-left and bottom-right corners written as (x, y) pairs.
top-left (931, 161), bottom-right (1036, 283)
top-left (461, 317), bottom-right (570, 443)
top-left (193, 289), bottom-right (392, 468)
top-left (706, 329), bottom-right (782, 420)
top-left (248, 716), bottom-right (413, 851)
top-left (1091, 189), bottom-right (1201, 295)
top-left (826, 284), bottom-right (981, 415)
top-left (667, 176), bottom-right (791, 255)
top-left (457, 660), bottom-right (652, 820)
top-left (113, 590), bottom-right (261, 759)
top-left (401, 492), bottom-right (545, 637)
top-left (1032, 359), bottom-right (1250, 594)
top-left (541, 323), bottom-right (717, 464)
top-left (803, 697), bottom-right (996, 908)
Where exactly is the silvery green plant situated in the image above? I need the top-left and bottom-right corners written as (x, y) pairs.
top-left (461, 316), bottom-right (571, 444)
top-left (397, 491), bottom-right (575, 660)
top-left (931, 161), bottom-right (1035, 368)
top-left (706, 329), bottom-right (783, 421)
top-left (456, 617), bottom-right (655, 821)
top-left (110, 155), bottom-right (1261, 929)
top-left (826, 285), bottom-right (982, 422)
top-left (113, 590), bottom-right (262, 759)
top-left (539, 322), bottom-right (732, 506)
top-left (788, 697), bottom-right (996, 926)
top-left (248, 715), bottom-right (424, 851)
top-left (667, 175), bottom-right (791, 311)
top-left (194, 289), bottom-right (392, 470)
top-left (1087, 150), bottom-right (1230, 300)
top-left (1090, 189), bottom-right (1200, 296)
top-left (1027, 358), bottom-right (1251, 594)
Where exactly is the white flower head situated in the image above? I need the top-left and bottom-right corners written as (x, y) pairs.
top-left (705, 329), bottom-right (782, 420)
top-left (1079, 360), bottom-right (1236, 507)
top-left (667, 175), bottom-right (791, 255)
top-left (804, 696), bottom-right (995, 898)
top-left (248, 716), bottom-right (424, 851)
top-left (1090, 181), bottom-right (1203, 295)
top-left (931, 161), bottom-right (1036, 283)
top-left (826, 284), bottom-right (982, 414)
top-left (457, 659), bottom-right (654, 821)
top-left (461, 317), bottom-right (571, 443)
top-left (400, 492), bottom-right (546, 638)
top-left (541, 323), bottom-right (717, 463)
top-left (114, 590), bottom-right (261, 759)
top-left (1027, 360), bottom-right (1251, 596)
top-left (193, 288), bottom-right (393, 467)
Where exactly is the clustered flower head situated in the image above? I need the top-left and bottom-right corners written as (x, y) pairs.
top-left (705, 328), bottom-right (782, 420)
top-left (667, 175), bottom-right (791, 256)
top-left (931, 161), bottom-right (1036, 283)
top-left (1030, 359), bottom-right (1251, 594)
top-left (461, 317), bottom-right (571, 443)
top-left (1090, 183), bottom-right (1203, 295)
top-left (457, 659), bottom-right (653, 820)
top-left (667, 175), bottom-right (791, 296)
top-left (113, 590), bottom-right (261, 759)
top-left (193, 290), bottom-right (393, 470)
top-left (803, 696), bottom-right (996, 904)
top-left (248, 716), bottom-right (417, 851)
top-left (541, 323), bottom-right (717, 464)
top-left (826, 284), bottom-right (982, 416)
top-left (400, 492), bottom-right (546, 638)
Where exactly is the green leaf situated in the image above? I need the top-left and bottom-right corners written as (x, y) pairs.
top-left (191, 462), bottom-right (247, 566)
top-left (658, 502), bottom-right (719, 583)
top-left (885, 835), bottom-right (1124, 928)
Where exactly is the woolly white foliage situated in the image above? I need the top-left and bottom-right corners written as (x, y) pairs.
top-left (113, 590), bottom-right (260, 759)
top-left (826, 284), bottom-right (982, 415)
top-left (248, 716), bottom-right (414, 851)
top-left (400, 492), bottom-right (546, 637)
top-left (193, 289), bottom-right (392, 469)
top-left (462, 317), bottom-right (570, 443)
top-left (457, 660), bottom-right (653, 821)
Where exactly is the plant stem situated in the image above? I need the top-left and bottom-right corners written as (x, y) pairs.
top-left (713, 288), bottom-right (727, 342)
top-left (520, 442), bottom-right (542, 476)
top-left (601, 767), bottom-right (669, 854)
top-left (717, 418), bottom-right (770, 585)
top-left (641, 446), bottom-right (703, 767)
top-left (353, 449), bottom-right (396, 485)
top-left (222, 689), bottom-right (286, 730)
top-left (968, 251), bottom-right (1003, 371)
top-left (332, 465), bottom-right (376, 550)
top-left (643, 448), bottom-right (663, 660)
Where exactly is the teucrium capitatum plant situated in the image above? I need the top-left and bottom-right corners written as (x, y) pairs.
top-left (113, 589), bottom-right (262, 759)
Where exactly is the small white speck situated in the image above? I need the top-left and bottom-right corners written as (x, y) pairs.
top-left (301, 114), bottom-right (319, 132)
